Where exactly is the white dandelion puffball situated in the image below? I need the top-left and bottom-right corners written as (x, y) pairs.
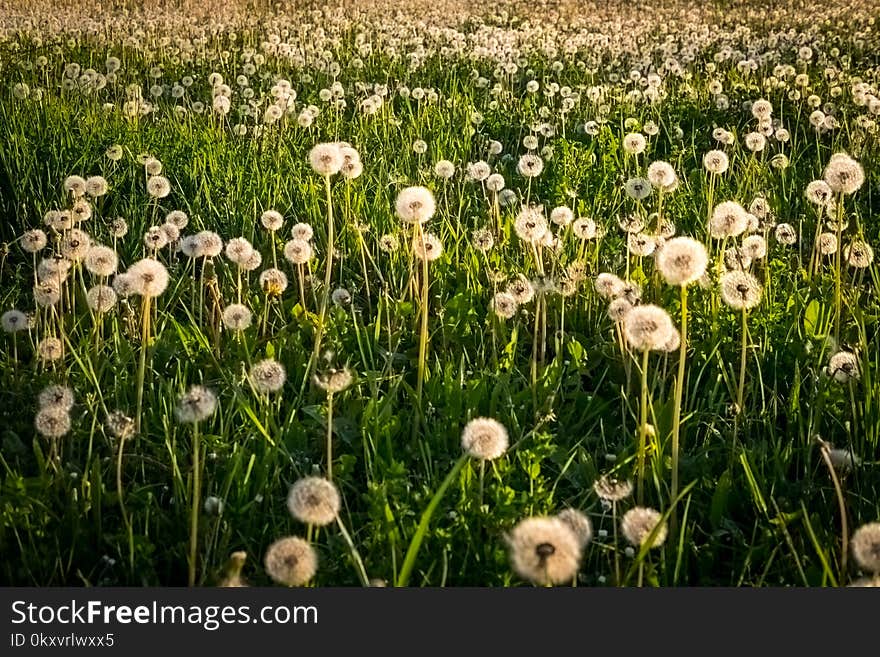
top-left (396, 186), bottom-right (436, 224)
top-left (461, 417), bottom-right (509, 461)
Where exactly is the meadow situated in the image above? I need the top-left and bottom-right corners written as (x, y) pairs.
top-left (1, 0), bottom-right (879, 587)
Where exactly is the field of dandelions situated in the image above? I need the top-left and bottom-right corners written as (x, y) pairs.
top-left (1, 0), bottom-right (880, 588)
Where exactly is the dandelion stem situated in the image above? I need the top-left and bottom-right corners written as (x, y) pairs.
top-left (818, 441), bottom-right (849, 582)
top-left (115, 431), bottom-right (134, 572)
top-left (636, 347), bottom-right (650, 505)
top-left (310, 174), bottom-right (335, 372)
top-left (737, 309), bottom-right (748, 417)
top-left (135, 295), bottom-right (150, 434)
top-left (670, 284), bottom-right (688, 536)
top-left (326, 392), bottom-right (334, 481)
top-left (188, 422), bottom-right (202, 587)
top-left (416, 223), bottom-right (430, 403)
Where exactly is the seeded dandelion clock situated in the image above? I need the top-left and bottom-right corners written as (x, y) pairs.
top-left (264, 536), bottom-right (317, 587)
top-left (827, 351), bottom-right (859, 383)
top-left (507, 517), bottom-right (582, 586)
top-left (461, 417), bottom-right (509, 461)
top-left (623, 305), bottom-right (675, 351)
top-left (656, 237), bottom-right (707, 286)
top-left (287, 477), bottom-right (340, 526)
top-left (851, 523), bottom-right (880, 573)
top-left (309, 142), bottom-right (343, 176)
top-left (248, 358), bottom-right (286, 394)
top-left (621, 507), bottom-right (668, 548)
top-left (146, 175), bottom-right (171, 198)
top-left (395, 186), bottom-right (436, 224)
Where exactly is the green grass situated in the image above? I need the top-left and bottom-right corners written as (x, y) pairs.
top-left (0, 0), bottom-right (878, 587)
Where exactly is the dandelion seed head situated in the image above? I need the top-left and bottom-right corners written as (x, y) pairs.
top-left (37, 336), bottom-right (64, 362)
top-left (593, 475), bottom-right (633, 502)
top-left (35, 406), bottom-right (71, 439)
top-left (38, 384), bottom-right (74, 411)
top-left (309, 142), bottom-right (343, 176)
top-left (485, 173), bottom-right (505, 192)
top-left (550, 206), bottom-right (574, 227)
top-left (828, 351), bottom-right (859, 383)
top-left (818, 233), bottom-right (838, 255)
top-left (434, 159), bottom-right (456, 179)
top-left (621, 506), bottom-right (667, 548)
top-left (516, 153), bottom-right (544, 177)
top-left (805, 180), bottom-right (833, 206)
top-left (461, 417), bottom-right (509, 461)
top-left (507, 516), bottom-right (582, 586)
top-left (60, 228), bottom-right (91, 261)
top-left (225, 237), bottom-right (254, 265)
top-left (395, 186), bottom-right (436, 224)
top-left (259, 268), bottom-right (288, 296)
top-left (85, 175), bottom-right (108, 197)
top-left (491, 291), bottom-right (518, 320)
top-left (143, 226), bottom-right (169, 251)
top-left (287, 477), bottom-right (340, 526)
top-left (290, 223), bottom-right (314, 241)
top-left (627, 232), bottom-right (656, 257)
top-left (161, 222), bottom-right (180, 243)
top-left (703, 149), bottom-right (729, 174)
top-left (741, 235), bottom-right (767, 260)
top-left (655, 237), bottom-right (708, 286)
top-left (222, 303), bottom-right (252, 331)
top-left (165, 210), bottom-right (189, 229)
top-left (646, 161), bottom-right (678, 191)
top-left (110, 218), bottom-right (129, 238)
top-left (313, 367), bottom-right (353, 394)
top-left (851, 523), bottom-right (880, 573)
top-left (412, 232), bottom-right (443, 261)
top-left (86, 285), bottom-right (117, 313)
top-left (63, 175), bottom-right (87, 197)
top-left (720, 270), bottom-right (762, 310)
top-left (844, 240), bottom-right (874, 268)
top-left (21, 229), bottom-right (47, 254)
top-left (1, 309), bottom-right (28, 333)
top-left (249, 358), bottom-right (286, 394)
top-left (506, 274), bottom-right (535, 304)
top-left (378, 234), bottom-right (399, 253)
top-left (623, 304), bottom-right (675, 351)
top-left (774, 223), bottom-right (797, 246)
top-left (106, 410), bottom-right (135, 440)
top-left (625, 177), bottom-right (652, 201)
top-left (467, 161), bottom-right (491, 182)
top-left (622, 132), bottom-right (647, 155)
top-left (174, 385), bottom-right (218, 424)
top-left (573, 217), bottom-right (597, 240)
top-left (146, 175), bottom-right (171, 198)
top-left (823, 154), bottom-right (864, 194)
top-left (34, 280), bottom-right (61, 307)
top-left (260, 210), bottom-right (284, 232)
top-left (710, 201), bottom-right (749, 239)
top-left (514, 206), bottom-right (548, 243)
top-left (595, 273), bottom-right (624, 299)
top-left (126, 258), bottom-right (169, 297)
top-left (264, 536), bottom-right (317, 586)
